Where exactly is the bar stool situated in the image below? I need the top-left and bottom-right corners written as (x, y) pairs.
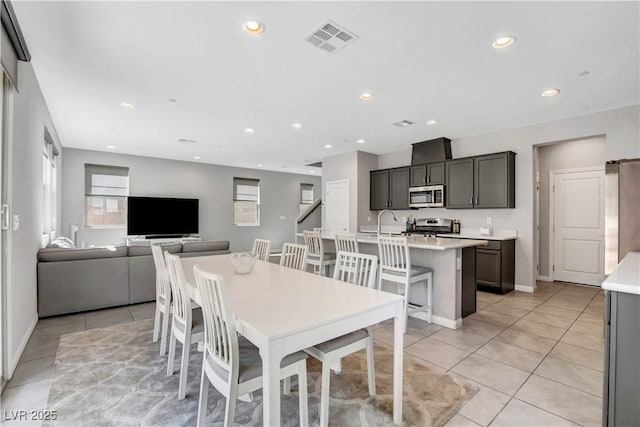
top-left (377, 235), bottom-right (433, 332)
top-left (334, 232), bottom-right (359, 253)
top-left (303, 230), bottom-right (336, 276)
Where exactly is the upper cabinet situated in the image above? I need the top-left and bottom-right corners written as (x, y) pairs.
top-left (370, 167), bottom-right (410, 210)
top-left (410, 162), bottom-right (445, 187)
top-left (446, 151), bottom-right (516, 209)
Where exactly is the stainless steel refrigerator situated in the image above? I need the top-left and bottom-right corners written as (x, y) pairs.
top-left (604, 158), bottom-right (640, 274)
top-left (603, 158), bottom-right (639, 427)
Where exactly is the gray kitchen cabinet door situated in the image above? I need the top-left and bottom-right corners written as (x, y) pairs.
top-left (370, 169), bottom-right (390, 210)
top-left (410, 165), bottom-right (427, 187)
top-left (476, 248), bottom-right (501, 288)
top-left (427, 162), bottom-right (445, 185)
top-left (389, 167), bottom-right (410, 209)
top-left (474, 152), bottom-right (516, 208)
top-left (446, 158), bottom-right (474, 208)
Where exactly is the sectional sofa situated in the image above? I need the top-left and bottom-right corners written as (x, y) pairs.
top-left (36, 240), bottom-right (230, 317)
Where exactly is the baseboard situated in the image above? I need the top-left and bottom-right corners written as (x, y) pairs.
top-left (8, 315), bottom-right (38, 379)
top-left (409, 311), bottom-right (462, 329)
top-left (515, 284), bottom-right (536, 293)
top-left (537, 275), bottom-right (553, 282)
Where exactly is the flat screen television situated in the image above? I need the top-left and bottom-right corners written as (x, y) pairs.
top-left (127, 196), bottom-right (199, 237)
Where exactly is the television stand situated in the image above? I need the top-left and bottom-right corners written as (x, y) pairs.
top-left (126, 235), bottom-right (201, 246)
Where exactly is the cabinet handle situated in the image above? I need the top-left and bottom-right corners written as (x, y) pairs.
top-left (476, 196), bottom-right (478, 205)
top-left (427, 175), bottom-right (430, 184)
top-left (469, 197), bottom-right (473, 205)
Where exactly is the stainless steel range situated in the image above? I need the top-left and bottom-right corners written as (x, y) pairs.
top-left (403, 218), bottom-right (454, 236)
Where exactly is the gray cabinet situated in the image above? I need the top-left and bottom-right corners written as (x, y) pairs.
top-left (410, 162), bottom-right (445, 186)
top-left (446, 158), bottom-right (474, 208)
top-left (446, 152), bottom-right (516, 209)
top-left (370, 167), bottom-right (410, 210)
top-left (476, 240), bottom-right (515, 294)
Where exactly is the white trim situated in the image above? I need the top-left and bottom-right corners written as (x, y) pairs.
top-left (537, 275), bottom-right (553, 283)
top-left (515, 284), bottom-right (536, 293)
top-left (410, 312), bottom-right (462, 329)
top-left (7, 315), bottom-right (37, 378)
top-left (549, 166), bottom-right (605, 286)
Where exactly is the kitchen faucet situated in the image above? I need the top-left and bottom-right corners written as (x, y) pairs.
top-left (377, 209), bottom-right (398, 236)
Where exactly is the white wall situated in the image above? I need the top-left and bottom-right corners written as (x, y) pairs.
top-left (61, 148), bottom-right (321, 251)
top-left (537, 136), bottom-right (607, 277)
top-left (6, 61), bottom-right (62, 376)
top-left (375, 104), bottom-right (640, 291)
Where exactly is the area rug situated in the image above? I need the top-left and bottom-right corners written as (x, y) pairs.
top-left (45, 319), bottom-right (477, 426)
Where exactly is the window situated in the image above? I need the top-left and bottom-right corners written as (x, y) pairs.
top-left (42, 127), bottom-right (59, 240)
top-left (85, 164), bottom-right (129, 227)
top-left (299, 183), bottom-right (314, 216)
top-left (233, 178), bottom-right (260, 226)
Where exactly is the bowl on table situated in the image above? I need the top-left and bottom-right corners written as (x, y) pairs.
top-left (229, 252), bottom-right (258, 274)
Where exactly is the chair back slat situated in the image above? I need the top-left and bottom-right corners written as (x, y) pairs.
top-left (280, 242), bottom-right (308, 270)
top-left (252, 238), bottom-right (271, 261)
top-left (164, 252), bottom-right (191, 325)
top-left (151, 244), bottom-right (171, 302)
top-left (334, 233), bottom-right (359, 254)
top-left (378, 235), bottom-right (411, 275)
top-left (303, 230), bottom-right (323, 257)
top-left (193, 266), bottom-right (238, 374)
top-left (333, 251), bottom-right (378, 289)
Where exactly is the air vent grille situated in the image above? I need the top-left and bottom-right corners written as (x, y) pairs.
top-left (303, 20), bottom-right (359, 54)
top-left (393, 120), bottom-right (415, 128)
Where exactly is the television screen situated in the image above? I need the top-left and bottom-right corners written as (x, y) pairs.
top-left (127, 196), bottom-right (199, 236)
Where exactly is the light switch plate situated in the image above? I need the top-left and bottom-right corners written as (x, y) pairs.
top-left (12, 214), bottom-right (20, 231)
top-left (486, 216), bottom-right (493, 225)
top-left (279, 215), bottom-right (286, 220)
top-left (456, 256), bottom-right (461, 270)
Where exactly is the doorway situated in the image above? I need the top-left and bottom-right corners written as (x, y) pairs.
top-left (535, 136), bottom-right (607, 286)
top-left (324, 180), bottom-right (349, 233)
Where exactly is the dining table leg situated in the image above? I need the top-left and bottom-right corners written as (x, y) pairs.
top-left (261, 344), bottom-right (284, 426)
top-left (393, 303), bottom-right (404, 425)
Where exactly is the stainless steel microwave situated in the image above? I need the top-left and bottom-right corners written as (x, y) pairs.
top-left (409, 185), bottom-right (445, 208)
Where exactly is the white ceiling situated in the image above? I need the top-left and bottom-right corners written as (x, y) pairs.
top-left (12, 1), bottom-right (640, 175)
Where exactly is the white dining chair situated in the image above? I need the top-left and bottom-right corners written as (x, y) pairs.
top-left (151, 244), bottom-right (172, 356)
top-left (280, 242), bottom-right (308, 271)
top-left (165, 252), bottom-right (205, 400)
top-left (377, 235), bottom-right (432, 332)
top-left (193, 266), bottom-right (309, 427)
top-left (334, 233), bottom-right (359, 254)
top-left (251, 238), bottom-right (271, 261)
top-left (304, 251), bottom-right (378, 427)
top-left (303, 230), bottom-right (336, 276)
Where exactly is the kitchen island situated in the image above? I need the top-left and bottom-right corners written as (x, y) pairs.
top-left (297, 233), bottom-right (488, 329)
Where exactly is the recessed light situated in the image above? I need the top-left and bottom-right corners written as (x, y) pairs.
top-left (291, 123), bottom-right (302, 130)
top-left (244, 128), bottom-right (255, 134)
top-left (359, 92), bottom-right (375, 100)
top-left (541, 88), bottom-right (560, 97)
top-left (356, 139), bottom-right (366, 144)
top-left (119, 102), bottom-right (134, 109)
top-left (193, 156), bottom-right (201, 160)
top-left (106, 145), bottom-right (116, 149)
top-left (324, 144), bottom-right (333, 149)
top-left (257, 163), bottom-right (264, 168)
top-left (244, 20), bottom-right (264, 34)
top-left (492, 35), bottom-right (516, 49)
top-left (426, 119), bottom-right (439, 126)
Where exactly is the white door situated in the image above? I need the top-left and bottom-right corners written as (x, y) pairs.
top-left (552, 167), bottom-right (605, 285)
top-left (325, 180), bottom-right (349, 234)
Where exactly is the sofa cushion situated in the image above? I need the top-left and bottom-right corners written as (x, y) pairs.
top-left (127, 243), bottom-right (182, 257)
top-left (182, 240), bottom-right (230, 253)
top-left (38, 246), bottom-right (127, 262)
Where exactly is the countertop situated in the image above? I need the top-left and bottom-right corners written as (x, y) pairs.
top-left (298, 232), bottom-right (488, 251)
top-left (602, 251), bottom-right (640, 295)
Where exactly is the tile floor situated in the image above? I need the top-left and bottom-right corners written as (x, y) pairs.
top-left (1, 281), bottom-right (604, 426)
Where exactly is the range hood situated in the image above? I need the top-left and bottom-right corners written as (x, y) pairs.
top-left (411, 137), bottom-right (452, 165)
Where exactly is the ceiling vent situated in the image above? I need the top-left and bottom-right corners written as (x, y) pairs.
top-left (177, 138), bottom-right (196, 144)
top-left (393, 120), bottom-right (415, 128)
top-left (303, 20), bottom-right (359, 54)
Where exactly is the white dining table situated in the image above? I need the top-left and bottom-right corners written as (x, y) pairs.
top-left (180, 254), bottom-right (405, 426)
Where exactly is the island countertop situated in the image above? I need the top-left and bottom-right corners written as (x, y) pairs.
top-left (602, 251), bottom-right (640, 295)
top-left (296, 232), bottom-right (488, 251)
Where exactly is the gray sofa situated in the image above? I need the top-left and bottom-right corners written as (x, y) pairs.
top-left (37, 240), bottom-right (230, 317)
